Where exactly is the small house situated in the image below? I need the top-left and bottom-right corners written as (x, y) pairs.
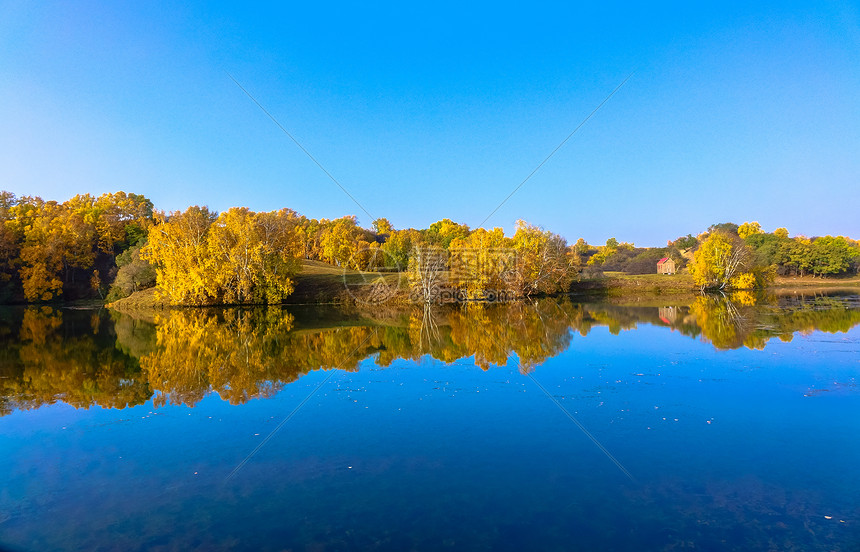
top-left (657, 257), bottom-right (676, 275)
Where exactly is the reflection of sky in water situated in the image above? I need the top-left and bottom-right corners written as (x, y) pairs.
top-left (1, 304), bottom-right (859, 551)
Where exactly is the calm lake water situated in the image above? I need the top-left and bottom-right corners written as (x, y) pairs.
top-left (1, 293), bottom-right (859, 551)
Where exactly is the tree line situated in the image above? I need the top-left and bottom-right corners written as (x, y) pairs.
top-left (0, 191), bottom-right (153, 303)
top-left (577, 221), bottom-right (860, 290)
top-left (1, 190), bottom-right (858, 304)
top-left (0, 191), bottom-right (578, 304)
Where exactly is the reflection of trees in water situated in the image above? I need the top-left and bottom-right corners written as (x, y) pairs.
top-left (2, 294), bottom-right (860, 413)
top-left (0, 307), bottom-right (149, 416)
top-left (689, 295), bottom-right (757, 350)
top-left (137, 301), bottom-right (577, 405)
top-left (687, 293), bottom-right (860, 350)
top-left (398, 300), bottom-right (573, 372)
top-left (413, 304), bottom-right (442, 353)
top-left (142, 308), bottom-right (298, 407)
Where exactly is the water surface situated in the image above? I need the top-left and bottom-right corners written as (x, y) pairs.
top-left (2, 294), bottom-right (859, 551)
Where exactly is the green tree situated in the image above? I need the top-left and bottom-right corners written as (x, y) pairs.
top-left (672, 234), bottom-right (698, 250)
top-left (105, 242), bottom-right (156, 301)
top-left (708, 222), bottom-right (739, 235)
top-left (424, 219), bottom-right (471, 249)
top-left (785, 238), bottom-right (813, 276)
top-left (810, 236), bottom-right (859, 276)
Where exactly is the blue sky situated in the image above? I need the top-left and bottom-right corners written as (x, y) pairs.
top-left (1, 1), bottom-right (858, 246)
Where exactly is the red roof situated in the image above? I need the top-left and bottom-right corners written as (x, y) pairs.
top-left (657, 257), bottom-right (670, 265)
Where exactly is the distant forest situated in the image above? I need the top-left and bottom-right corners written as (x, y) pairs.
top-left (1, 191), bottom-right (858, 304)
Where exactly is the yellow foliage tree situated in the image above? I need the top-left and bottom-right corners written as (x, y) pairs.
top-left (508, 220), bottom-right (576, 296)
top-left (142, 206), bottom-right (218, 305)
top-left (208, 208), bottom-right (300, 304)
top-left (318, 216), bottom-right (374, 269)
top-left (738, 221), bottom-right (764, 240)
top-left (17, 199), bottom-right (96, 301)
top-left (425, 219), bottom-right (471, 249)
top-left (144, 206), bottom-right (300, 305)
top-left (690, 231), bottom-right (773, 291)
top-left (448, 227), bottom-right (513, 299)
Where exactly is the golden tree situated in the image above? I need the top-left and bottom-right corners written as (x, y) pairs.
top-left (690, 231), bottom-right (773, 291)
top-left (509, 220), bottom-right (576, 296)
top-left (737, 221), bottom-right (764, 240)
top-left (144, 206), bottom-right (300, 305)
top-left (207, 207), bottom-right (300, 304)
top-left (142, 206), bottom-right (218, 305)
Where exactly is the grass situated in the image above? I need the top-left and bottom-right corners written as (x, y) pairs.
top-left (285, 259), bottom-right (406, 304)
top-left (571, 273), bottom-right (699, 306)
top-left (772, 274), bottom-right (860, 288)
top-left (104, 287), bottom-right (171, 319)
top-left (107, 261), bottom-right (860, 310)
top-left (573, 271), bottom-right (696, 294)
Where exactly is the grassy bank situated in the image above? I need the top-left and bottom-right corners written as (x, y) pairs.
top-left (772, 274), bottom-right (860, 290)
top-left (107, 262), bottom-right (860, 311)
top-left (570, 272), bottom-right (698, 303)
top-left (286, 259), bottom-right (406, 304)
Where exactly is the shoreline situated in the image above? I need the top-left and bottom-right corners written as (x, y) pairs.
top-left (104, 272), bottom-right (860, 311)
top-left (7, 272), bottom-right (859, 312)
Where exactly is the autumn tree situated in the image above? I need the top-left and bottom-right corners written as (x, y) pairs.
top-left (690, 231), bottom-right (773, 290)
top-left (207, 208), bottom-right (300, 304)
top-left (572, 238), bottom-right (589, 255)
top-left (143, 206), bottom-right (300, 305)
top-left (587, 237), bottom-right (626, 266)
top-left (92, 191), bottom-right (154, 252)
top-left (318, 216), bottom-right (376, 269)
top-left (773, 227), bottom-right (789, 240)
top-left (142, 206), bottom-right (218, 305)
top-left (382, 228), bottom-right (424, 270)
top-left (448, 227), bottom-right (514, 299)
top-left (408, 245), bottom-right (448, 303)
top-left (16, 198), bottom-right (98, 301)
top-left (737, 221), bottom-right (764, 240)
top-left (0, 192), bottom-right (20, 290)
top-left (372, 217), bottom-right (393, 236)
top-left (0, 191), bottom-right (154, 302)
top-left (508, 220), bottom-right (576, 296)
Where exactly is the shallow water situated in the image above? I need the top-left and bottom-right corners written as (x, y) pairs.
top-left (1, 295), bottom-right (859, 551)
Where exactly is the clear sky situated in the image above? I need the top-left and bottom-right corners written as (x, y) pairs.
top-left (2, 1), bottom-right (858, 246)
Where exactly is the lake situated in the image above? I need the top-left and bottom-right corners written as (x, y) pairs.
top-left (1, 293), bottom-right (859, 551)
